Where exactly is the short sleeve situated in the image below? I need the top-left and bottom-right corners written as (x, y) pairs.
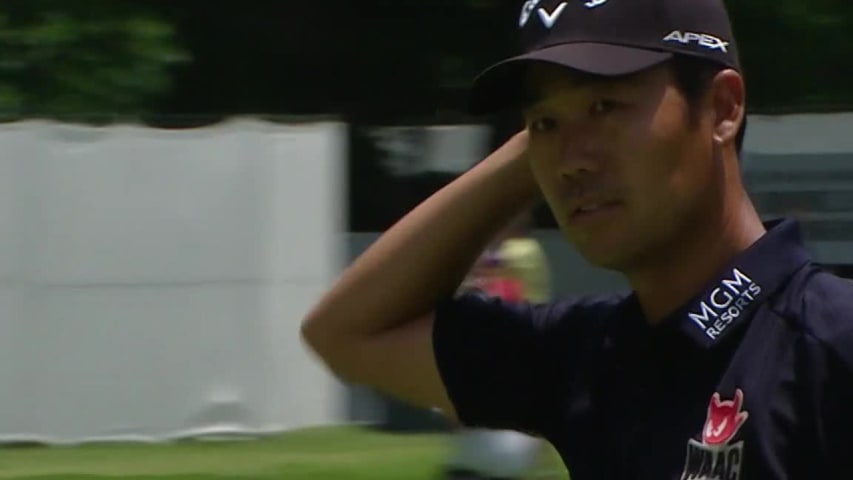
top-left (432, 292), bottom-right (612, 435)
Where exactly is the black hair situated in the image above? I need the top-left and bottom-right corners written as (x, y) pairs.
top-left (669, 54), bottom-right (747, 156)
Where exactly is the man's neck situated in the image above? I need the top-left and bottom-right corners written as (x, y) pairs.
top-left (628, 194), bottom-right (767, 324)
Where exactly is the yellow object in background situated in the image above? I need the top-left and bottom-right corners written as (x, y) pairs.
top-left (498, 237), bottom-right (551, 303)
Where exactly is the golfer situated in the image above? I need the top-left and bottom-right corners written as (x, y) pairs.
top-left (302, 0), bottom-right (853, 478)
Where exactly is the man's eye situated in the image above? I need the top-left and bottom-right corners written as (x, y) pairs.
top-left (590, 99), bottom-right (620, 116)
top-left (529, 117), bottom-right (557, 132)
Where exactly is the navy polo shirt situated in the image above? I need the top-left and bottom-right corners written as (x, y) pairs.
top-left (433, 218), bottom-right (853, 479)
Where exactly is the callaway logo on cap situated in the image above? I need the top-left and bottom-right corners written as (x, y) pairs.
top-left (469, 0), bottom-right (741, 113)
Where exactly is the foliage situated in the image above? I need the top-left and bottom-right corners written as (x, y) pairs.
top-left (0, 0), bottom-right (189, 118)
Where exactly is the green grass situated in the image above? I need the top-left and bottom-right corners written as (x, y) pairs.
top-left (0, 426), bottom-right (568, 480)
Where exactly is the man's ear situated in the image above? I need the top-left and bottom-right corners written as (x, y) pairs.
top-left (710, 69), bottom-right (746, 149)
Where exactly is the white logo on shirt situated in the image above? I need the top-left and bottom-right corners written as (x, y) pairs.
top-left (687, 268), bottom-right (761, 340)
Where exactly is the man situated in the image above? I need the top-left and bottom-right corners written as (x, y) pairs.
top-left (302, 0), bottom-right (853, 478)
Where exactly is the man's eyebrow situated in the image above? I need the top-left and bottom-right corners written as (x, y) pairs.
top-left (520, 72), bottom-right (607, 110)
top-left (521, 69), bottom-right (647, 111)
top-left (519, 88), bottom-right (543, 112)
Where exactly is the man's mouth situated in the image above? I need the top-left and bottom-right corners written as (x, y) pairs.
top-left (569, 200), bottom-right (623, 222)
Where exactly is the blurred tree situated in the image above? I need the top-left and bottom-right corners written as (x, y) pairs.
top-left (727, 0), bottom-right (853, 112)
top-left (152, 0), bottom-right (853, 118)
top-left (0, 0), bottom-right (189, 119)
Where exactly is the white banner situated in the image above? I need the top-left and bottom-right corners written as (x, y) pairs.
top-left (0, 118), bottom-right (346, 444)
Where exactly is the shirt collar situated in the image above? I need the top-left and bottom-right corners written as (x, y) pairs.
top-left (661, 217), bottom-right (812, 349)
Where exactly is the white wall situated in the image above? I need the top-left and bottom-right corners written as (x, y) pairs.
top-left (743, 113), bottom-right (853, 264)
top-left (744, 112), bottom-right (853, 155)
top-left (0, 118), bottom-right (346, 444)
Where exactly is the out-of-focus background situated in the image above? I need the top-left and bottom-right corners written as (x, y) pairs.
top-left (0, 1), bottom-right (852, 479)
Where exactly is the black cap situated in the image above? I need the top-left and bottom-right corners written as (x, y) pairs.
top-left (470, 0), bottom-right (741, 114)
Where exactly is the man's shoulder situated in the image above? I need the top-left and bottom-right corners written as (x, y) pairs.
top-left (773, 265), bottom-right (853, 363)
top-left (532, 292), bottom-right (632, 341)
top-left (444, 289), bottom-right (631, 328)
top-left (545, 291), bottom-right (633, 319)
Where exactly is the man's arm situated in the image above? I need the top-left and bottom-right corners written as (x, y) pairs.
top-left (300, 131), bottom-right (539, 417)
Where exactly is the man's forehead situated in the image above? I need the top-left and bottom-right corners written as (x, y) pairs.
top-left (525, 63), bottom-right (607, 88)
top-left (522, 63), bottom-right (667, 105)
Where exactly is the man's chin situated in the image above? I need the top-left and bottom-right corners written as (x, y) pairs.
top-left (580, 250), bottom-right (634, 272)
top-left (566, 232), bottom-right (640, 272)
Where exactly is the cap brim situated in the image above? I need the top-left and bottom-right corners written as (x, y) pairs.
top-left (469, 42), bottom-right (673, 115)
